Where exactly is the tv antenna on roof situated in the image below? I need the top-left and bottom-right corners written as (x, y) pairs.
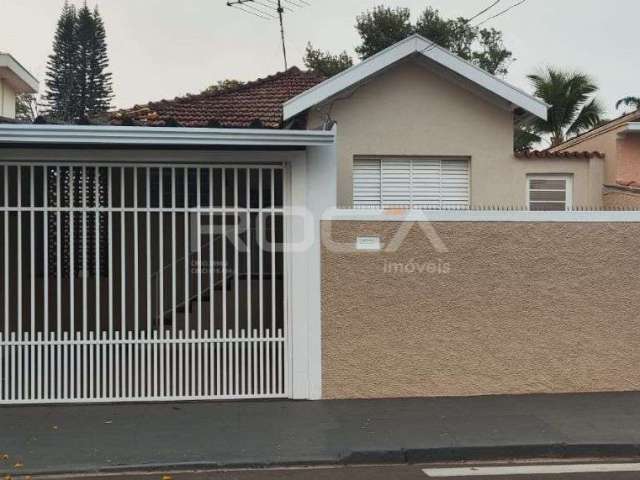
top-left (226, 0), bottom-right (310, 71)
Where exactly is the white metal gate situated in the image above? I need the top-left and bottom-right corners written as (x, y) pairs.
top-left (0, 162), bottom-right (288, 404)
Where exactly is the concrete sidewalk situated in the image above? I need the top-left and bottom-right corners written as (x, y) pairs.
top-left (2, 392), bottom-right (640, 476)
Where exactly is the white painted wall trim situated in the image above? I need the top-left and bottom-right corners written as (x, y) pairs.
top-left (288, 141), bottom-right (337, 400)
top-left (323, 208), bottom-right (640, 223)
top-left (0, 53), bottom-right (39, 93)
top-left (0, 124), bottom-right (336, 147)
top-left (284, 34), bottom-right (548, 121)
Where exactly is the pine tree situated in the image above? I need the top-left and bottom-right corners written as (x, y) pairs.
top-left (45, 2), bottom-right (79, 121)
top-left (45, 2), bottom-right (113, 121)
top-left (84, 6), bottom-right (113, 115)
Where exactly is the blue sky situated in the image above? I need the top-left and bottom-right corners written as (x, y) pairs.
top-left (1, 0), bottom-right (638, 118)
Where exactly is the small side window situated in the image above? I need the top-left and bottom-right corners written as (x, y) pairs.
top-left (527, 175), bottom-right (572, 211)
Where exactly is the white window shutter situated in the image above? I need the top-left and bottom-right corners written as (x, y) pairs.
top-left (411, 159), bottom-right (442, 208)
top-left (381, 159), bottom-right (411, 207)
top-left (353, 158), bottom-right (470, 209)
top-left (353, 159), bottom-right (381, 207)
top-left (441, 160), bottom-right (470, 209)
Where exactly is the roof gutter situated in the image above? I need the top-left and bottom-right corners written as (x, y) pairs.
top-left (0, 124), bottom-right (336, 147)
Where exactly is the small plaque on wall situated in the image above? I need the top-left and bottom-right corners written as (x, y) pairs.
top-left (356, 236), bottom-right (381, 251)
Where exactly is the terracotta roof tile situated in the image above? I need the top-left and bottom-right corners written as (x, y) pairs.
top-left (112, 67), bottom-right (325, 129)
top-left (515, 150), bottom-right (605, 160)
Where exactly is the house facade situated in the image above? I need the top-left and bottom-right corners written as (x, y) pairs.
top-left (551, 110), bottom-right (640, 208)
top-left (0, 38), bottom-right (639, 405)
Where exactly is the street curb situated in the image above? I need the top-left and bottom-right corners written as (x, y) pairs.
top-left (344, 444), bottom-right (640, 465)
top-left (6, 444), bottom-right (640, 477)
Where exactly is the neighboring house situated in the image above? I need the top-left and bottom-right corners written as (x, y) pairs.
top-left (0, 36), bottom-right (638, 406)
top-left (551, 110), bottom-right (640, 208)
top-left (0, 53), bottom-right (38, 120)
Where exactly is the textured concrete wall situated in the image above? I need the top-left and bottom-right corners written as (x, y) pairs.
top-left (322, 220), bottom-right (640, 399)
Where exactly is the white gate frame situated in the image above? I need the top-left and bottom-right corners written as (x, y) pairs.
top-left (0, 160), bottom-right (293, 404)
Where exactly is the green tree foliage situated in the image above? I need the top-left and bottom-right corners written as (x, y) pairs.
top-left (514, 124), bottom-right (541, 152)
top-left (45, 1), bottom-right (113, 121)
top-left (355, 5), bottom-right (512, 76)
top-left (616, 96), bottom-right (640, 112)
top-left (204, 79), bottom-right (245, 94)
top-left (15, 94), bottom-right (39, 121)
top-left (45, 2), bottom-right (78, 121)
top-left (303, 43), bottom-right (354, 77)
top-left (528, 68), bottom-right (603, 147)
top-left (354, 6), bottom-right (413, 60)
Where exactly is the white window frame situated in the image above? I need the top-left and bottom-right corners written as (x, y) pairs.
top-left (527, 174), bottom-right (573, 211)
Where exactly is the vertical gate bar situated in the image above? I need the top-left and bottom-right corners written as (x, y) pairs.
top-left (178, 329), bottom-right (183, 397)
top-left (144, 168), bottom-right (150, 398)
top-left (62, 331), bottom-right (67, 401)
top-left (82, 166), bottom-right (88, 399)
top-left (57, 167), bottom-right (62, 399)
top-left (17, 167), bottom-right (22, 399)
top-left (10, 331), bottom-right (15, 401)
top-left (3, 166), bottom-right (7, 400)
top-left (196, 168), bottom-right (202, 396)
top-left (184, 168), bottom-right (190, 396)
top-left (121, 170), bottom-right (129, 398)
top-left (158, 168), bottom-right (165, 397)
top-left (209, 167), bottom-right (214, 394)
top-left (30, 166), bottom-right (35, 400)
top-left (278, 329), bottom-right (283, 395)
top-left (171, 168), bottom-right (176, 397)
top-left (233, 168), bottom-right (239, 396)
top-left (75, 331), bottom-right (81, 399)
top-left (101, 331), bottom-right (107, 400)
top-left (215, 329), bottom-right (221, 395)
top-left (44, 167), bottom-right (49, 399)
top-left (38, 331), bottom-right (43, 400)
top-left (271, 168), bottom-right (276, 396)
top-left (246, 170), bottom-right (252, 395)
top-left (95, 168), bottom-right (101, 389)
top-left (153, 329), bottom-right (158, 398)
top-left (240, 329), bottom-right (245, 396)
top-left (90, 330), bottom-right (95, 398)
top-left (184, 167), bottom-right (189, 361)
top-left (258, 168), bottom-right (264, 395)
top-left (221, 169), bottom-right (227, 396)
top-left (133, 167), bottom-right (140, 399)
top-left (108, 167), bottom-right (114, 398)
top-left (265, 329), bottom-right (271, 396)
top-left (252, 329), bottom-right (257, 396)
top-left (69, 167), bottom-right (75, 399)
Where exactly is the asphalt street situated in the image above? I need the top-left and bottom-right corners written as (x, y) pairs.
top-left (31, 463), bottom-right (640, 480)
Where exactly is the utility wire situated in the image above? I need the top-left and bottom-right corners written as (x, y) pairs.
top-left (466, 0), bottom-right (501, 23)
top-left (228, 0), bottom-right (310, 70)
top-left (474, 0), bottom-right (528, 26)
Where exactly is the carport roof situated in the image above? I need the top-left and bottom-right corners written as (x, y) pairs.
top-left (0, 124), bottom-right (335, 147)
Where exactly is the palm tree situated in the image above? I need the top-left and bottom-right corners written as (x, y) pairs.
top-left (616, 96), bottom-right (640, 112)
top-left (528, 68), bottom-right (603, 147)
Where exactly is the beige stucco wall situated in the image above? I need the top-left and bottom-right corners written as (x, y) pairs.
top-left (322, 220), bottom-right (640, 399)
top-left (0, 78), bottom-right (17, 119)
top-left (617, 134), bottom-right (640, 186)
top-left (307, 59), bottom-right (602, 208)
